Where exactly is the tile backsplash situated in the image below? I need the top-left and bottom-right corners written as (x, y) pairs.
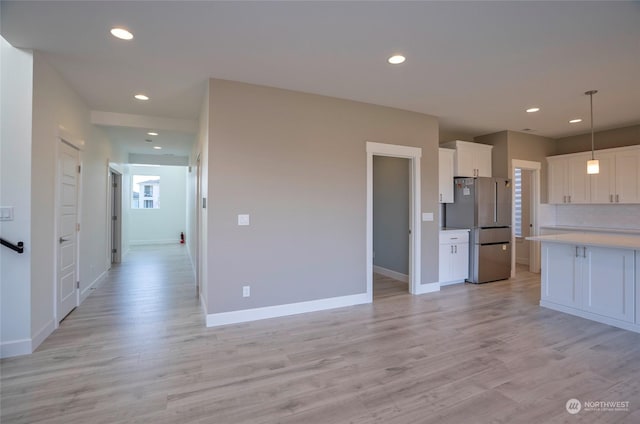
top-left (550, 204), bottom-right (640, 230)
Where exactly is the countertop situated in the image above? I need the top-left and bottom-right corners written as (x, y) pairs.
top-left (527, 232), bottom-right (640, 250)
top-left (539, 225), bottom-right (640, 236)
top-left (439, 228), bottom-right (470, 232)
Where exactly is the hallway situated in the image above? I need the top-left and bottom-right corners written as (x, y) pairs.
top-left (3, 246), bottom-right (640, 423)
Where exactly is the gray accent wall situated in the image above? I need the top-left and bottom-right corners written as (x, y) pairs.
top-left (205, 78), bottom-right (439, 314)
top-left (373, 156), bottom-right (409, 275)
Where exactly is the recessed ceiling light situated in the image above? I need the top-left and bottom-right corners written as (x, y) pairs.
top-left (153, 146), bottom-right (162, 150)
top-left (526, 107), bottom-right (540, 113)
top-left (110, 27), bottom-right (133, 40)
top-left (147, 132), bottom-right (158, 136)
top-left (388, 55), bottom-right (406, 65)
top-left (569, 118), bottom-right (583, 124)
top-left (134, 94), bottom-right (149, 101)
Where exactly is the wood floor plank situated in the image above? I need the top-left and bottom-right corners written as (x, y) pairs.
top-left (2, 245), bottom-right (640, 423)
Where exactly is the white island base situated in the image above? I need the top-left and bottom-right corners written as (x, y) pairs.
top-left (528, 233), bottom-right (640, 334)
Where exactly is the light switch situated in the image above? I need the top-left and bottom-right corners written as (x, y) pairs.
top-left (238, 214), bottom-right (250, 226)
top-left (0, 206), bottom-right (14, 221)
top-left (422, 212), bottom-right (434, 222)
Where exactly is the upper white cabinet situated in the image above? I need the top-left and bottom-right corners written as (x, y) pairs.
top-left (547, 153), bottom-right (592, 204)
top-left (548, 146), bottom-right (640, 205)
top-left (438, 148), bottom-right (455, 203)
top-left (589, 148), bottom-right (640, 204)
top-left (442, 140), bottom-right (492, 178)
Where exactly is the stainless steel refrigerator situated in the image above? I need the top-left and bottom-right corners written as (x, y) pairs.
top-left (445, 177), bottom-right (512, 283)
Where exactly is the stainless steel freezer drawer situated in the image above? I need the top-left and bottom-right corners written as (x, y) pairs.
top-left (472, 242), bottom-right (511, 283)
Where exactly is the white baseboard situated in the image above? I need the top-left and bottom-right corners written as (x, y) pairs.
top-left (206, 293), bottom-right (370, 327)
top-left (440, 279), bottom-right (465, 287)
top-left (129, 239), bottom-right (179, 246)
top-left (31, 319), bottom-right (55, 352)
top-left (373, 265), bottom-right (409, 283)
top-left (414, 282), bottom-right (440, 295)
top-left (0, 318), bottom-right (55, 358)
top-left (80, 270), bottom-right (107, 303)
top-left (0, 338), bottom-right (31, 358)
top-left (540, 300), bottom-right (640, 334)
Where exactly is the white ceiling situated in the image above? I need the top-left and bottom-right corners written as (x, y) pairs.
top-left (2, 1), bottom-right (640, 155)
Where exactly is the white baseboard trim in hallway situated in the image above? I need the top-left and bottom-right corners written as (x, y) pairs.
top-left (1, 319), bottom-right (55, 358)
top-left (206, 293), bottom-right (370, 327)
top-left (80, 270), bottom-right (107, 303)
top-left (373, 265), bottom-right (409, 283)
top-left (0, 338), bottom-right (31, 358)
top-left (129, 240), bottom-right (181, 246)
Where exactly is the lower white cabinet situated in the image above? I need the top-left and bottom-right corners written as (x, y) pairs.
top-left (439, 230), bottom-right (469, 285)
top-left (541, 243), bottom-right (635, 324)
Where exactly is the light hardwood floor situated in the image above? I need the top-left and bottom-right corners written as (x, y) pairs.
top-left (2, 245), bottom-right (640, 423)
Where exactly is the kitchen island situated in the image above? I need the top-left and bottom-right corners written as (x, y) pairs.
top-left (528, 233), bottom-right (640, 333)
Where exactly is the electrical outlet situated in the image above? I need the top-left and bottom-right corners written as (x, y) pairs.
top-left (242, 285), bottom-right (250, 297)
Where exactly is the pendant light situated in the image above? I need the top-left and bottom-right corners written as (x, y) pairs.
top-left (586, 90), bottom-right (599, 174)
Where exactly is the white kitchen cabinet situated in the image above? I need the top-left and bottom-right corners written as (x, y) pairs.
top-left (541, 242), bottom-right (635, 323)
top-left (439, 230), bottom-right (469, 285)
top-left (441, 140), bottom-right (492, 178)
top-left (438, 148), bottom-right (455, 203)
top-left (547, 153), bottom-right (591, 204)
top-left (541, 243), bottom-right (582, 308)
top-left (590, 147), bottom-right (640, 204)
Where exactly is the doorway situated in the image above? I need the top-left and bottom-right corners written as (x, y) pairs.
top-left (372, 156), bottom-right (410, 298)
top-left (366, 142), bottom-right (422, 301)
top-left (108, 169), bottom-right (122, 265)
top-left (56, 140), bottom-right (80, 322)
top-left (511, 159), bottom-right (541, 276)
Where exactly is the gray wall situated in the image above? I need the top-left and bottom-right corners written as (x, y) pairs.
top-left (206, 78), bottom-right (439, 314)
top-left (554, 124), bottom-right (640, 155)
top-left (373, 156), bottom-right (409, 275)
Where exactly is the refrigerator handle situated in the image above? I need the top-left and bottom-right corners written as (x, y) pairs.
top-left (494, 180), bottom-right (498, 223)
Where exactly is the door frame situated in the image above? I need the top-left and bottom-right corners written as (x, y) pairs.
top-left (107, 165), bottom-right (123, 266)
top-left (195, 153), bottom-right (201, 299)
top-left (511, 159), bottom-right (541, 275)
top-left (366, 141), bottom-right (422, 299)
top-left (54, 127), bottom-right (83, 325)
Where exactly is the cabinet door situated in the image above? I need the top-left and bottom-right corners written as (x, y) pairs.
top-left (451, 243), bottom-right (469, 281)
top-left (589, 152), bottom-right (615, 204)
top-left (439, 149), bottom-right (454, 203)
top-left (547, 159), bottom-right (566, 204)
top-left (475, 152), bottom-right (492, 177)
top-left (454, 146), bottom-right (475, 177)
top-left (541, 243), bottom-right (581, 307)
top-left (583, 246), bottom-right (635, 322)
top-left (567, 154), bottom-right (591, 203)
top-left (439, 243), bottom-right (453, 282)
top-left (614, 149), bottom-right (640, 204)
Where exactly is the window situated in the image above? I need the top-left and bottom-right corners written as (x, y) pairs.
top-left (514, 168), bottom-right (522, 237)
top-left (132, 175), bottom-right (160, 209)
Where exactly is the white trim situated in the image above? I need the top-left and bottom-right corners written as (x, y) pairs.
top-left (0, 339), bottom-right (32, 358)
top-left (31, 319), bottom-right (55, 352)
top-left (413, 282), bottom-right (440, 295)
top-left (366, 141), bottom-right (423, 298)
top-left (540, 300), bottom-right (640, 334)
top-left (373, 265), bottom-right (409, 283)
top-left (440, 279), bottom-right (465, 287)
top-left (129, 239), bottom-right (181, 246)
top-left (58, 125), bottom-right (84, 150)
top-left (512, 159), bottom-right (542, 276)
top-left (80, 270), bottom-right (107, 303)
top-left (206, 293), bottom-right (370, 327)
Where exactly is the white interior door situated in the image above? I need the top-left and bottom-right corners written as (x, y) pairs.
top-left (58, 141), bottom-right (79, 321)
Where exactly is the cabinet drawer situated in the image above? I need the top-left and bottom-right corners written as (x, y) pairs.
top-left (439, 231), bottom-right (469, 244)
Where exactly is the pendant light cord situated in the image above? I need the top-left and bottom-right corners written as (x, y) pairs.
top-left (586, 90), bottom-right (597, 160)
